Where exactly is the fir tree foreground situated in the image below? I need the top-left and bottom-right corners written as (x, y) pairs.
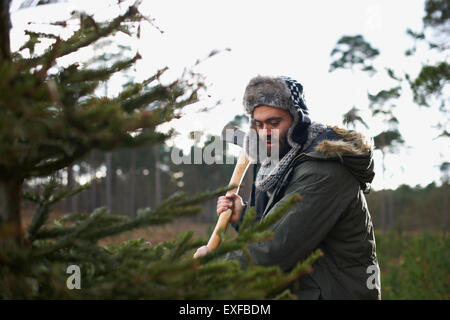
top-left (0, 1), bottom-right (321, 299)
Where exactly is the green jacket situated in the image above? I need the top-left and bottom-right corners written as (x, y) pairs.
top-left (229, 126), bottom-right (381, 300)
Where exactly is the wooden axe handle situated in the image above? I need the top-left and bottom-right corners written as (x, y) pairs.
top-left (206, 150), bottom-right (251, 251)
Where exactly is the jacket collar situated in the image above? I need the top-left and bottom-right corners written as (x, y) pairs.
top-left (260, 125), bottom-right (375, 217)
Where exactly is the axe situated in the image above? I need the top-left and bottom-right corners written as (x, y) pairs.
top-left (193, 124), bottom-right (250, 258)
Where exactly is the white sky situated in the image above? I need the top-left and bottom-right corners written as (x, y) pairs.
top-left (9, 0), bottom-right (449, 190)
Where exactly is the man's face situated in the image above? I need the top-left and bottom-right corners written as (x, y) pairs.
top-left (253, 105), bottom-right (293, 158)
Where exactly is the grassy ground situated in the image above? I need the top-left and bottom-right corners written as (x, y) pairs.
top-left (376, 231), bottom-right (449, 300)
top-left (98, 219), bottom-right (214, 246)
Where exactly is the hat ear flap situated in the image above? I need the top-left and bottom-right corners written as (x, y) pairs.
top-left (291, 110), bottom-right (311, 146)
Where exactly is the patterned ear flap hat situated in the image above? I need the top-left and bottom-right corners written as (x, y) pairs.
top-left (243, 75), bottom-right (311, 150)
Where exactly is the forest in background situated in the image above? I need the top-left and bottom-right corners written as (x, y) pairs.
top-left (25, 141), bottom-right (448, 233)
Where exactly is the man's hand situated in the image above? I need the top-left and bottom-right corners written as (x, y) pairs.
top-left (216, 192), bottom-right (244, 224)
top-left (193, 193), bottom-right (244, 259)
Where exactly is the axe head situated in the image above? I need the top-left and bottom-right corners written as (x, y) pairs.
top-left (221, 123), bottom-right (246, 147)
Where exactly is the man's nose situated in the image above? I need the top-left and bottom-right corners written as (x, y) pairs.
top-left (259, 128), bottom-right (271, 136)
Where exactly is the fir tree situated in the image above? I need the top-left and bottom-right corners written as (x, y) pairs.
top-left (0, 1), bottom-right (321, 299)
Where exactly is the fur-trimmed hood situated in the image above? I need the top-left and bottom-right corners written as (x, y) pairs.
top-left (312, 126), bottom-right (373, 158)
top-left (303, 125), bottom-right (375, 193)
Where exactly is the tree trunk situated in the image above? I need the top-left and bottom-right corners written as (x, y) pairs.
top-left (129, 149), bottom-right (136, 218)
top-left (66, 165), bottom-right (76, 213)
top-left (145, 170), bottom-right (151, 209)
top-left (105, 152), bottom-right (113, 213)
top-left (154, 145), bottom-right (161, 207)
top-left (90, 170), bottom-right (97, 213)
top-left (88, 151), bottom-right (100, 212)
top-left (114, 164), bottom-right (121, 214)
top-left (0, 179), bottom-right (23, 245)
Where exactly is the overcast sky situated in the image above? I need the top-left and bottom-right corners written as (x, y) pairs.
top-left (9, 0), bottom-right (449, 190)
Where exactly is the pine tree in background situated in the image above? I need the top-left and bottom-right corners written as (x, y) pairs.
top-left (0, 1), bottom-right (321, 299)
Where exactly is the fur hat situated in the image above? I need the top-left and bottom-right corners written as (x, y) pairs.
top-left (243, 75), bottom-right (311, 149)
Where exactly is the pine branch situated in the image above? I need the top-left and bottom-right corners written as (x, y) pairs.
top-left (251, 194), bottom-right (302, 233)
top-left (120, 85), bottom-right (171, 112)
top-left (115, 67), bottom-right (168, 101)
top-left (31, 209), bottom-right (101, 259)
top-left (27, 147), bottom-right (89, 179)
top-left (34, 186), bottom-right (230, 242)
top-left (25, 180), bottom-right (89, 240)
top-left (159, 185), bottom-right (233, 209)
top-left (26, 203), bottom-right (51, 240)
top-left (197, 230), bottom-right (274, 265)
top-left (60, 53), bottom-right (141, 84)
top-left (20, 5), bottom-right (142, 71)
top-left (238, 206), bottom-right (256, 232)
top-left (263, 249), bottom-right (323, 297)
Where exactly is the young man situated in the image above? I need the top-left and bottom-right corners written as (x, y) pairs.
top-left (217, 75), bottom-right (381, 300)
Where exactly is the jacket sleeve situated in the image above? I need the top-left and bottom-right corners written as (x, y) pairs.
top-left (227, 160), bottom-right (356, 271)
